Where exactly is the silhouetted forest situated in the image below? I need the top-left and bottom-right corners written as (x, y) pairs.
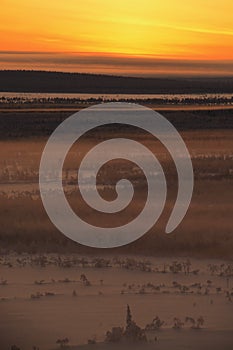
top-left (0, 70), bottom-right (233, 93)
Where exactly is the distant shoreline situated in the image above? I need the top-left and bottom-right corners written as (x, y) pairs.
top-left (1, 105), bottom-right (233, 112)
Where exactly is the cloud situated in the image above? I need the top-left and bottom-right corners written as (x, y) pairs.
top-left (151, 22), bottom-right (233, 37)
top-left (0, 51), bottom-right (232, 77)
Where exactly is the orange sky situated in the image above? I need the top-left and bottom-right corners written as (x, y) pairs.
top-left (0, 0), bottom-right (233, 76)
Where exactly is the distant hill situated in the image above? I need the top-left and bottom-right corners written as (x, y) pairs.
top-left (0, 70), bottom-right (233, 94)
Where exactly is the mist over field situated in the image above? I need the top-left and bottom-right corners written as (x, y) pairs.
top-left (0, 90), bottom-right (232, 258)
top-left (0, 73), bottom-right (232, 350)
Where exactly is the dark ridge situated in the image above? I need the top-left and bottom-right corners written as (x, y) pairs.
top-left (0, 70), bottom-right (233, 93)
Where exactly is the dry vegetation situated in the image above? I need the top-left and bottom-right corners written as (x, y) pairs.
top-left (0, 121), bottom-right (232, 257)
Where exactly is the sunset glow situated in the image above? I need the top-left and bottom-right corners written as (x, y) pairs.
top-left (1, 0), bottom-right (233, 75)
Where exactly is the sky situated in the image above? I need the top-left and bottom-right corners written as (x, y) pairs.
top-left (0, 0), bottom-right (233, 76)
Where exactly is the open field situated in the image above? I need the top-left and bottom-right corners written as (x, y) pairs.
top-left (0, 102), bottom-right (232, 349)
top-left (0, 114), bottom-right (232, 256)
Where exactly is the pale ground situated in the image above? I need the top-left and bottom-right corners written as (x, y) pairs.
top-left (0, 255), bottom-right (232, 350)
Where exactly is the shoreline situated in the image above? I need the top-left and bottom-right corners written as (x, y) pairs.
top-left (1, 104), bottom-right (233, 112)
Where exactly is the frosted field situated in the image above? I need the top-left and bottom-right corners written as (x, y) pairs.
top-left (0, 255), bottom-right (232, 349)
